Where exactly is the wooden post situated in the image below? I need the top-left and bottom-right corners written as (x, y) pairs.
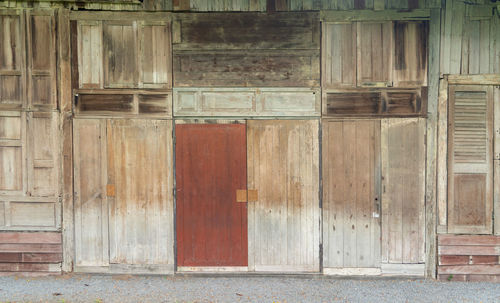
top-left (58, 8), bottom-right (74, 273)
top-left (425, 8), bottom-right (441, 279)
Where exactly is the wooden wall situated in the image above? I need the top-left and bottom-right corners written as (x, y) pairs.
top-left (0, 232), bottom-right (62, 275)
top-left (172, 12), bottom-right (319, 87)
top-left (438, 235), bottom-right (500, 282)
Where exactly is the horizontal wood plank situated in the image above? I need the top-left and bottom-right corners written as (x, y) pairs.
top-left (0, 232), bottom-right (61, 244)
top-left (439, 255), bottom-right (469, 265)
top-left (439, 264), bottom-right (500, 275)
top-left (0, 244), bottom-right (62, 253)
top-left (439, 245), bottom-right (500, 256)
top-left (0, 262), bottom-right (60, 272)
top-left (439, 235), bottom-right (500, 246)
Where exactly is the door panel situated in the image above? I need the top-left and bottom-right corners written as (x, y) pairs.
top-left (107, 119), bottom-right (174, 265)
top-left (322, 120), bottom-right (381, 268)
top-left (247, 120), bottom-right (320, 272)
top-left (381, 118), bottom-right (426, 264)
top-left (176, 123), bottom-right (247, 267)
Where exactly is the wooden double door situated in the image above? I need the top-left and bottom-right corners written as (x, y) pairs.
top-left (176, 120), bottom-right (320, 272)
top-left (322, 119), bottom-right (426, 275)
top-left (73, 118), bottom-right (174, 274)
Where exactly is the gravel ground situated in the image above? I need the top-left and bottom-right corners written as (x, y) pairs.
top-left (0, 274), bottom-right (498, 303)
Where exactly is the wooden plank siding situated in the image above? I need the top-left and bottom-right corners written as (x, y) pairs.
top-left (172, 12), bottom-right (320, 87)
top-left (438, 234), bottom-right (500, 281)
top-left (247, 120), bottom-right (319, 272)
top-left (0, 232), bottom-right (62, 275)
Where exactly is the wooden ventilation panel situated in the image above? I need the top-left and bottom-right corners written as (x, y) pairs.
top-left (324, 88), bottom-right (426, 117)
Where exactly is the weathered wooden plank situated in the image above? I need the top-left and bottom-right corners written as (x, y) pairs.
top-left (0, 232), bottom-right (61, 244)
top-left (0, 263), bottom-right (60, 272)
top-left (447, 74), bottom-right (500, 85)
top-left (439, 255), bottom-right (470, 265)
top-left (439, 246), bottom-right (500, 256)
top-left (380, 263), bottom-right (425, 276)
top-left (437, 77), bottom-right (448, 227)
top-left (425, 8), bottom-right (440, 279)
top-left (0, 244), bottom-right (62, 253)
top-left (0, 111), bottom-right (25, 196)
top-left (470, 256), bottom-right (499, 264)
top-left (248, 120), bottom-right (319, 272)
top-left (439, 264), bottom-right (500, 275)
top-left (320, 9), bottom-right (431, 22)
top-left (495, 160), bottom-right (500, 236)
top-left (439, 235), bottom-right (500, 246)
top-left (174, 87), bottom-right (320, 116)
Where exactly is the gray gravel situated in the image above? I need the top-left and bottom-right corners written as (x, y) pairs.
top-left (0, 274), bottom-right (498, 303)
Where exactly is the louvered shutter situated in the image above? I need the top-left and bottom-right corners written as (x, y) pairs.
top-left (448, 85), bottom-right (493, 234)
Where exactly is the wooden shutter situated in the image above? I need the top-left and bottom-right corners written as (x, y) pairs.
top-left (27, 112), bottom-right (58, 197)
top-left (140, 21), bottom-right (172, 89)
top-left (77, 21), bottom-right (103, 89)
top-left (0, 11), bottom-right (25, 109)
top-left (0, 111), bottom-right (25, 196)
top-left (448, 85), bottom-right (493, 234)
top-left (103, 21), bottom-right (138, 88)
top-left (26, 10), bottom-right (57, 110)
top-left (393, 21), bottom-right (428, 87)
top-left (322, 23), bottom-right (356, 88)
top-left (357, 22), bottom-right (393, 86)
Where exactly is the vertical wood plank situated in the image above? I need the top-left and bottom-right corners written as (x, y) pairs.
top-left (322, 23), bottom-right (356, 89)
top-left (437, 77), bottom-right (448, 228)
top-left (493, 87), bottom-right (499, 235)
top-left (425, 7), bottom-right (440, 279)
top-left (77, 21), bottom-right (103, 89)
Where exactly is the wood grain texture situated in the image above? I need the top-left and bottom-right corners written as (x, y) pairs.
top-left (322, 23), bottom-right (356, 89)
top-left (322, 120), bottom-right (380, 268)
top-left (357, 22), bottom-right (392, 86)
top-left (26, 10), bottom-right (57, 110)
top-left (0, 12), bottom-right (24, 108)
top-left (174, 87), bottom-right (320, 117)
top-left (381, 118), bottom-right (425, 264)
top-left (448, 85), bottom-right (493, 234)
top-left (73, 119), bottom-right (109, 267)
top-left (248, 120), bottom-right (319, 272)
top-left (173, 12), bottom-right (319, 87)
top-left (107, 119), bottom-right (173, 266)
top-left (175, 123), bottom-right (247, 266)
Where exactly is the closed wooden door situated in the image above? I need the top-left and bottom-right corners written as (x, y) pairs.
top-left (247, 120), bottom-right (320, 272)
top-left (322, 120), bottom-right (381, 270)
top-left (176, 123), bottom-right (248, 267)
top-left (73, 118), bottom-right (174, 273)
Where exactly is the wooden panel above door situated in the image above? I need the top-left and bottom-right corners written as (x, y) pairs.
top-left (172, 12), bottom-right (320, 87)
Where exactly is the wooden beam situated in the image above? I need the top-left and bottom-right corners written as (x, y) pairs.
top-left (69, 11), bottom-right (172, 21)
top-left (437, 76), bottom-right (448, 229)
top-left (425, 8), bottom-right (441, 279)
top-left (58, 8), bottom-right (74, 273)
top-left (320, 9), bottom-right (430, 22)
top-left (447, 74), bottom-right (500, 85)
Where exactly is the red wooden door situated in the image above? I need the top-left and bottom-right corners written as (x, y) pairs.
top-left (176, 123), bottom-right (248, 266)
